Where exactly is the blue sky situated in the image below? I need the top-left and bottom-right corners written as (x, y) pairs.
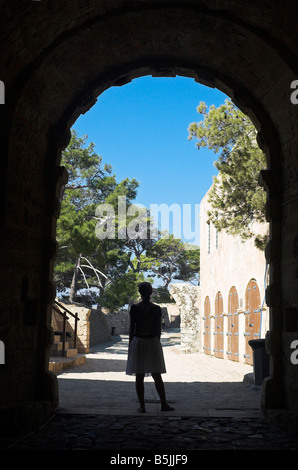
top-left (73, 76), bottom-right (229, 244)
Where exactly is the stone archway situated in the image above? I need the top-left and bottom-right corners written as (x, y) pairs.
top-left (1, 1), bottom-right (298, 432)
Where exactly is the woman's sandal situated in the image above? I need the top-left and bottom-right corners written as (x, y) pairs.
top-left (161, 404), bottom-right (175, 411)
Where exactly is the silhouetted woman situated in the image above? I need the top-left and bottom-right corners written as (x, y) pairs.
top-left (126, 282), bottom-right (174, 413)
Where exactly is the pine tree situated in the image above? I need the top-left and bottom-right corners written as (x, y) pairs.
top-left (188, 99), bottom-right (267, 248)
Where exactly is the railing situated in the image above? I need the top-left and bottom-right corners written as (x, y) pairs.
top-left (52, 300), bottom-right (80, 356)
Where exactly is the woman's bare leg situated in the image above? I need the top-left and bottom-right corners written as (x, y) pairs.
top-left (136, 373), bottom-right (146, 412)
top-left (152, 373), bottom-right (175, 411)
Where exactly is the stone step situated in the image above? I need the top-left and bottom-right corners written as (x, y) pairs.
top-left (54, 334), bottom-right (72, 342)
top-left (52, 348), bottom-right (78, 358)
top-left (49, 354), bottom-right (86, 374)
top-left (51, 341), bottom-right (70, 351)
top-left (64, 348), bottom-right (78, 358)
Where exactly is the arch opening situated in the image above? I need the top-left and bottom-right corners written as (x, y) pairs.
top-left (48, 75), bottom-right (272, 420)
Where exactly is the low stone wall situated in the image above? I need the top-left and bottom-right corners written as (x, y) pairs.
top-left (104, 309), bottom-right (130, 336)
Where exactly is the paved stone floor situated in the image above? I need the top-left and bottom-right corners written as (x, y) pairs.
top-left (2, 330), bottom-right (298, 454)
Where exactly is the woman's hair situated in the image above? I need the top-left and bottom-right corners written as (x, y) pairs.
top-left (138, 282), bottom-right (153, 300)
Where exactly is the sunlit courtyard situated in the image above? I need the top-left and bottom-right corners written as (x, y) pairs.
top-left (57, 330), bottom-right (260, 417)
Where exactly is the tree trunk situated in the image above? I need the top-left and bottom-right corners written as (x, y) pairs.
top-left (69, 254), bottom-right (81, 302)
top-left (96, 273), bottom-right (107, 311)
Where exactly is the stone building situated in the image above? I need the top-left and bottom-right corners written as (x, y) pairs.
top-left (199, 186), bottom-right (269, 365)
top-left (1, 0), bottom-right (298, 435)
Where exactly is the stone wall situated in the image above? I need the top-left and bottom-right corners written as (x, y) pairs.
top-left (52, 301), bottom-right (111, 353)
top-left (52, 302), bottom-right (181, 354)
top-left (103, 309), bottom-right (130, 336)
top-left (88, 309), bottom-right (112, 347)
top-left (158, 303), bottom-right (180, 328)
top-left (102, 303), bottom-right (179, 336)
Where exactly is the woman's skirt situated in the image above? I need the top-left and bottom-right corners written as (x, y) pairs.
top-left (126, 336), bottom-right (166, 376)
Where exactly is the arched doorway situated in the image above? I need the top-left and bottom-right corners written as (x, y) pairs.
top-left (214, 292), bottom-right (224, 359)
top-left (244, 279), bottom-right (262, 365)
top-left (227, 286), bottom-right (239, 362)
top-left (203, 296), bottom-right (211, 355)
top-left (2, 1), bottom-right (297, 430)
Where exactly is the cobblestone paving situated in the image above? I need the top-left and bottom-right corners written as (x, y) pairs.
top-left (3, 412), bottom-right (298, 451)
top-left (2, 331), bottom-right (298, 453)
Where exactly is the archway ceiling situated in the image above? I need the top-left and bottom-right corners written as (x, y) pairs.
top-left (1, 1), bottom-right (298, 158)
top-left (1, 1), bottom-right (298, 78)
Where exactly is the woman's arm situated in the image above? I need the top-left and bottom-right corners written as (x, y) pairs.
top-left (128, 308), bottom-right (136, 346)
top-left (157, 306), bottom-right (162, 338)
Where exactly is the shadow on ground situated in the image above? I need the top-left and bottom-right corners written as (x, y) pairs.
top-left (56, 332), bottom-right (260, 417)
